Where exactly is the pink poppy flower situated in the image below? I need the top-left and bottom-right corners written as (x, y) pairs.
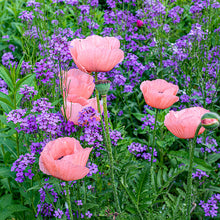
top-left (61, 96), bottom-right (103, 125)
top-left (69, 35), bottom-right (124, 73)
top-left (39, 137), bottom-right (92, 181)
top-left (164, 107), bottom-right (210, 139)
top-left (140, 79), bottom-right (179, 109)
top-left (62, 68), bottom-right (95, 99)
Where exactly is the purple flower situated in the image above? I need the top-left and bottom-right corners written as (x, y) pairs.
top-left (192, 169), bottom-right (209, 180)
top-left (7, 109), bottom-right (27, 124)
top-left (31, 98), bottom-right (53, 113)
top-left (87, 162), bottom-right (98, 177)
top-left (163, 24), bottom-right (170, 33)
top-left (200, 194), bottom-right (220, 217)
top-left (128, 142), bottom-right (157, 162)
top-left (18, 11), bottom-right (35, 22)
top-left (75, 200), bottom-right (83, 206)
top-left (11, 153), bottom-right (35, 182)
top-left (54, 209), bottom-right (64, 219)
top-left (19, 84), bottom-right (38, 101)
top-left (85, 211), bottom-right (93, 218)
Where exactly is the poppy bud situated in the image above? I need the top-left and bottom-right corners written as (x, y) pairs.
top-left (201, 112), bottom-right (220, 130)
top-left (137, 20), bottom-right (143, 28)
top-left (95, 80), bottom-right (111, 96)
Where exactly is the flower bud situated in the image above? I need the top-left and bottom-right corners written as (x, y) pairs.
top-left (201, 112), bottom-right (220, 130)
top-left (137, 20), bottom-right (143, 28)
top-left (95, 80), bottom-right (111, 96)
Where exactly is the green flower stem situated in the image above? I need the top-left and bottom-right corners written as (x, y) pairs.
top-left (65, 182), bottom-right (73, 220)
top-left (102, 94), bottom-right (121, 213)
top-left (94, 72), bottom-right (107, 145)
top-left (185, 123), bottom-right (202, 220)
top-left (77, 180), bottom-right (81, 217)
top-left (150, 108), bottom-right (159, 189)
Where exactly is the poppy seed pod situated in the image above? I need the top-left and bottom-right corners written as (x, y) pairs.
top-left (95, 80), bottom-right (111, 96)
top-left (201, 112), bottom-right (220, 130)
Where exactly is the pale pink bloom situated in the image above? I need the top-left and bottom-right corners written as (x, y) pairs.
top-left (61, 96), bottom-right (103, 125)
top-left (62, 68), bottom-right (95, 99)
top-left (39, 137), bottom-right (92, 181)
top-left (69, 35), bottom-right (124, 73)
top-left (140, 79), bottom-right (179, 109)
top-left (164, 107), bottom-right (210, 139)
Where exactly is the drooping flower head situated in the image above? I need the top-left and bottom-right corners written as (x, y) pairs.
top-left (69, 35), bottom-right (124, 73)
top-left (164, 107), bottom-right (210, 139)
top-left (140, 79), bottom-right (179, 109)
top-left (61, 68), bottom-right (95, 99)
top-left (39, 137), bottom-right (92, 181)
top-left (61, 96), bottom-right (103, 125)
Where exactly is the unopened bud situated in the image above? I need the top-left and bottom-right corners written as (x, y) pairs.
top-left (95, 80), bottom-right (111, 96)
top-left (137, 20), bottom-right (143, 28)
top-left (201, 112), bottom-right (220, 130)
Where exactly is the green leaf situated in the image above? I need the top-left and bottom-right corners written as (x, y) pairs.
top-left (157, 168), bottom-right (162, 188)
top-left (132, 113), bottom-right (146, 121)
top-left (0, 66), bottom-right (13, 91)
top-left (16, 74), bottom-right (36, 105)
top-left (136, 165), bottom-right (150, 205)
top-left (15, 74), bottom-right (35, 93)
top-left (0, 167), bottom-right (13, 178)
top-left (0, 138), bottom-right (17, 158)
top-left (168, 150), bottom-right (213, 172)
top-left (207, 154), bottom-right (220, 164)
top-left (0, 92), bottom-right (14, 109)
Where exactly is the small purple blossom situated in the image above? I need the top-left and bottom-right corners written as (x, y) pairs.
top-left (11, 153), bottom-right (35, 182)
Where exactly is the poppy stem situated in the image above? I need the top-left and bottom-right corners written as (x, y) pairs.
top-left (94, 72), bottom-right (107, 146)
top-left (185, 123), bottom-right (202, 220)
top-left (150, 108), bottom-right (158, 192)
top-left (65, 182), bottom-right (73, 220)
top-left (102, 94), bottom-right (121, 213)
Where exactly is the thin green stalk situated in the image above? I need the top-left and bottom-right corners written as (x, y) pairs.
top-left (65, 183), bottom-right (73, 220)
top-left (102, 94), bottom-right (121, 213)
top-left (151, 108), bottom-right (159, 168)
top-left (77, 180), bottom-right (81, 217)
top-left (94, 72), bottom-right (107, 145)
top-left (185, 123), bottom-right (202, 220)
top-left (150, 108), bottom-right (159, 194)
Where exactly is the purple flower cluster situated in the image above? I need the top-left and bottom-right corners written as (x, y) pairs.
top-left (1, 52), bottom-right (17, 68)
top-left (33, 58), bottom-right (58, 85)
top-left (20, 61), bottom-right (32, 75)
top-left (197, 136), bottom-right (219, 154)
top-left (128, 142), bottom-right (157, 162)
top-left (31, 98), bottom-right (53, 113)
top-left (110, 129), bottom-right (123, 146)
top-left (6, 109), bottom-right (27, 124)
top-left (78, 107), bottom-right (104, 156)
top-left (37, 180), bottom-right (58, 218)
top-left (30, 139), bottom-right (51, 155)
top-left (19, 84), bottom-right (38, 101)
top-left (11, 153), bottom-right (35, 182)
top-left (36, 112), bottom-right (62, 135)
top-left (141, 114), bottom-right (155, 130)
top-left (199, 194), bottom-right (220, 217)
top-left (0, 78), bottom-right (8, 94)
top-left (192, 169), bottom-right (209, 179)
top-left (18, 11), bottom-right (35, 23)
top-left (87, 162), bottom-right (99, 177)
top-left (168, 6), bottom-right (184, 23)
